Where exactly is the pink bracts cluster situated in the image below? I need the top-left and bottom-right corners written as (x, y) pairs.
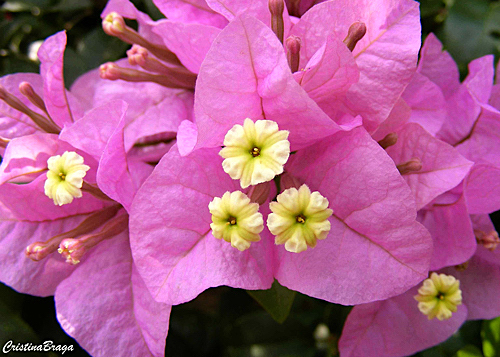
top-left (0, 0), bottom-right (499, 356)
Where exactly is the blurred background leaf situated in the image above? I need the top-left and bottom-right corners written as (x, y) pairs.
top-left (455, 345), bottom-right (484, 357)
top-left (482, 316), bottom-right (500, 357)
top-left (439, 0), bottom-right (500, 75)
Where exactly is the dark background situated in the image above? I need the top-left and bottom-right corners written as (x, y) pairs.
top-left (1, 0), bottom-right (500, 356)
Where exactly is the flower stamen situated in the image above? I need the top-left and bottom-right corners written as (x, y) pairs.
top-left (99, 62), bottom-right (196, 89)
top-left (269, 0), bottom-right (285, 43)
top-left (58, 213), bottom-right (128, 265)
top-left (102, 12), bottom-right (181, 66)
top-left (0, 84), bottom-right (60, 134)
top-left (25, 205), bottom-right (121, 261)
top-left (296, 214), bottom-right (306, 224)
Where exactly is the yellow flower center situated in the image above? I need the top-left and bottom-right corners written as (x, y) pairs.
top-left (208, 191), bottom-right (264, 251)
top-left (219, 119), bottom-right (290, 189)
top-left (267, 184), bottom-right (333, 253)
top-left (414, 272), bottom-right (462, 320)
top-left (44, 151), bottom-right (90, 206)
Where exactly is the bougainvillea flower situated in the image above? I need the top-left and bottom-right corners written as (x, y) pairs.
top-left (383, 122), bottom-right (473, 210)
top-left (387, 34), bottom-right (500, 270)
top-left (154, 0), bottom-right (228, 28)
top-left (0, 133), bottom-right (106, 221)
top-left (103, 0), bottom-right (420, 142)
top-left (0, 31), bottom-right (83, 154)
top-left (130, 121), bottom-right (432, 306)
top-left (0, 201), bottom-right (171, 357)
top-left (401, 72), bottom-right (447, 136)
top-left (414, 34), bottom-right (500, 215)
top-left (2, 28), bottom-right (192, 166)
top-left (288, 0), bottom-right (421, 132)
top-left (418, 192), bottom-right (476, 271)
top-left (192, 14), bottom-right (343, 151)
top-left (0, 102), bottom-right (172, 356)
top-left (44, 151), bottom-right (90, 206)
top-left (336, 37), bottom-right (500, 352)
top-left (339, 243), bottom-right (500, 357)
top-left (0, 28), bottom-right (189, 354)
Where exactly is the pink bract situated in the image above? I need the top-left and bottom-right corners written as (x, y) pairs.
top-left (130, 126), bottom-right (432, 305)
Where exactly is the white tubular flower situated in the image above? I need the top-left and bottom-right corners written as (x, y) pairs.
top-left (267, 184), bottom-right (333, 253)
top-left (44, 151), bottom-right (90, 206)
top-left (414, 272), bottom-right (463, 320)
top-left (220, 119), bottom-right (290, 189)
top-left (209, 191), bottom-right (264, 251)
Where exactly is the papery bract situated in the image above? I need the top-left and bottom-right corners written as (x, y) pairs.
top-left (339, 247), bottom-right (500, 357)
top-left (384, 123), bottom-right (473, 210)
top-left (193, 14), bottom-right (341, 151)
top-left (130, 126), bottom-right (432, 305)
top-left (153, 0), bottom-right (228, 28)
top-left (289, 0), bottom-right (421, 132)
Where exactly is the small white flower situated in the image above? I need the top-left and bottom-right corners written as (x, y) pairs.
top-left (220, 119), bottom-right (290, 188)
top-left (44, 151), bottom-right (90, 206)
top-left (267, 184), bottom-right (332, 253)
top-left (414, 272), bottom-right (462, 320)
top-left (209, 191), bottom-right (264, 251)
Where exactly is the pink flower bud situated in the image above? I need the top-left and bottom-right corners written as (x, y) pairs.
top-left (343, 22), bottom-right (367, 52)
top-left (285, 35), bottom-right (301, 73)
top-left (397, 157), bottom-right (422, 175)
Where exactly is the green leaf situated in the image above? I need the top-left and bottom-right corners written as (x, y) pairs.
top-left (247, 281), bottom-right (296, 324)
top-left (482, 316), bottom-right (500, 357)
top-left (455, 345), bottom-right (483, 357)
